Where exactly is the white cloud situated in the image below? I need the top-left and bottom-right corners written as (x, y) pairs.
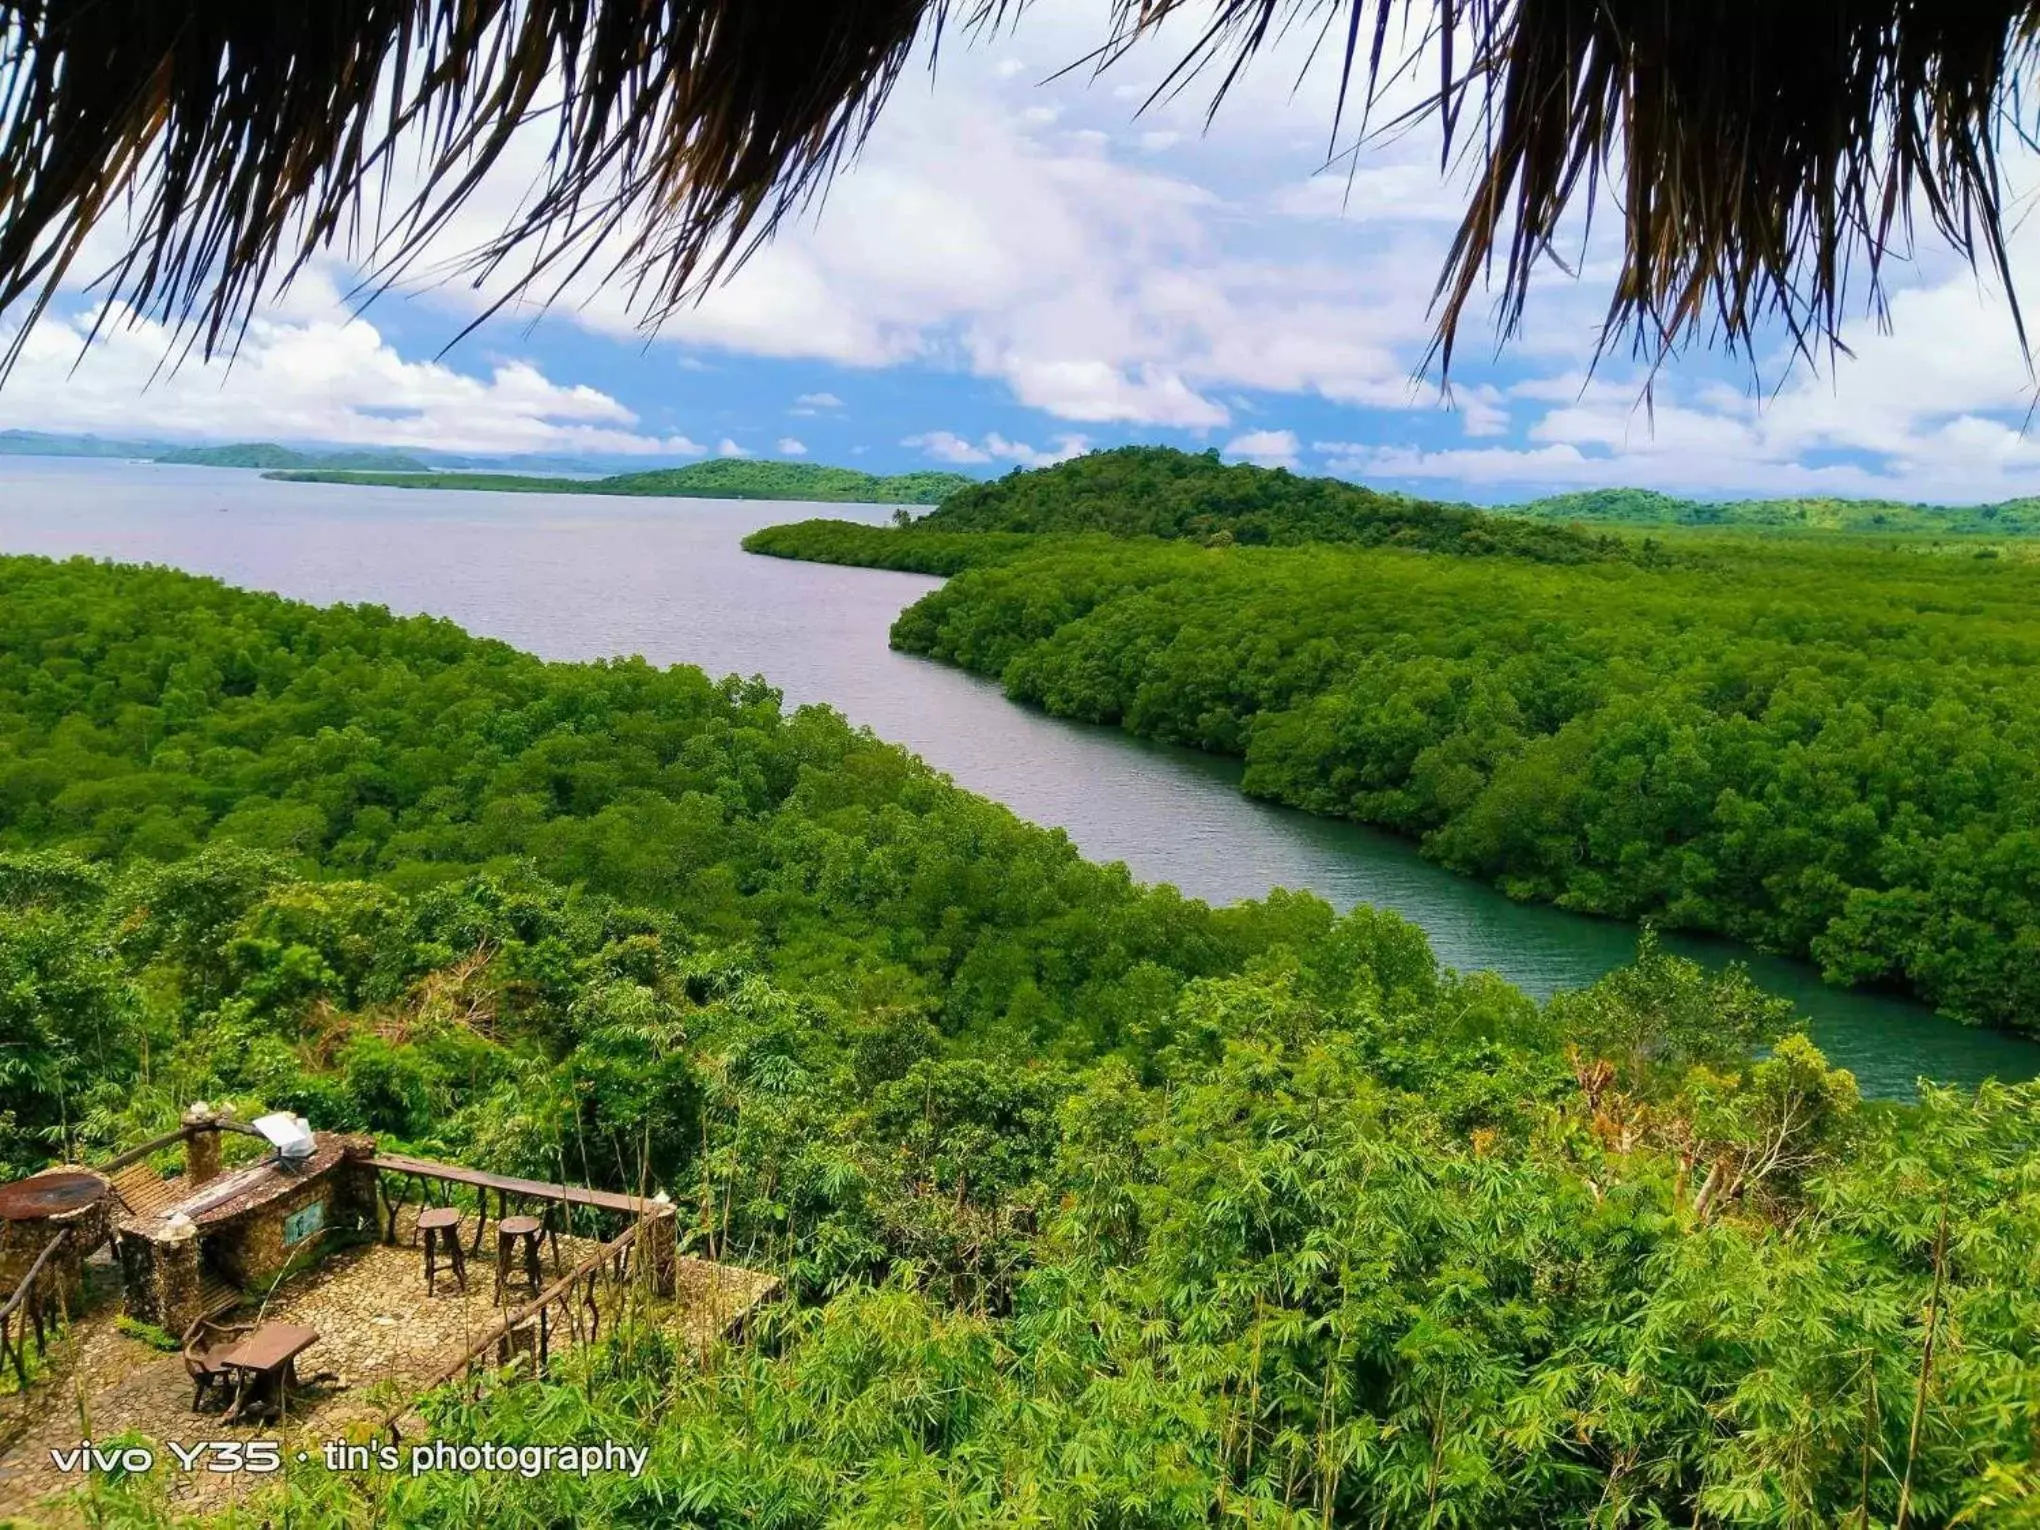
top-left (0, 284), bottom-right (700, 457)
top-left (1457, 386), bottom-right (1510, 439)
top-left (369, 16), bottom-right (1462, 434)
top-left (1290, 180), bottom-right (2040, 504)
top-left (989, 431), bottom-right (1090, 466)
top-left (794, 392), bottom-right (844, 408)
top-left (717, 438), bottom-right (748, 457)
top-left (1267, 165), bottom-right (1466, 224)
top-left (903, 430), bottom-right (990, 463)
top-left (777, 436), bottom-right (808, 456)
top-left (904, 429), bottom-right (1089, 467)
top-left (998, 358), bottom-right (1230, 427)
top-left (1224, 428), bottom-right (1300, 467)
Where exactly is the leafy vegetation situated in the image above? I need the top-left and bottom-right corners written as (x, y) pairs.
top-left (158, 442), bottom-right (432, 472)
top-left (2, 553), bottom-right (2034, 1529)
top-left (0, 552), bottom-right (1346, 1182)
top-left (271, 458), bottom-right (978, 504)
top-left (1509, 485), bottom-right (2040, 536)
top-left (863, 533), bottom-right (2040, 1033)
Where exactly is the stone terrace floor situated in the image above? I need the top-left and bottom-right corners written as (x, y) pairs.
top-left (0, 1208), bottom-right (777, 1525)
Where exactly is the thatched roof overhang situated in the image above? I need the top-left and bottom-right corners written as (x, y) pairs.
top-left (2, 1), bottom-right (2035, 373)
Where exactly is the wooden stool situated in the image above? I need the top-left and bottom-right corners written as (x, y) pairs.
top-left (495, 1215), bottom-right (545, 1305)
top-left (419, 1206), bottom-right (466, 1294)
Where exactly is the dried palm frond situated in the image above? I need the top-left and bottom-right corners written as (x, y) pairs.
top-left (0, 0), bottom-right (983, 372)
top-left (1, 0), bottom-right (2037, 378)
top-left (1133, 1), bottom-right (2040, 371)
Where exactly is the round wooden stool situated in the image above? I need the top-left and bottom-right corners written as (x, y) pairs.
top-left (495, 1214), bottom-right (546, 1304)
top-left (418, 1206), bottom-right (466, 1294)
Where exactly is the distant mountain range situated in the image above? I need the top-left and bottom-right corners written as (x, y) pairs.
top-left (0, 429), bottom-right (162, 459)
top-left (271, 459), bottom-right (979, 505)
top-left (0, 429), bottom-right (687, 478)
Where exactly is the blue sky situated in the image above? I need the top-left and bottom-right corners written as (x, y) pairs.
top-left (6, 3), bottom-right (2040, 504)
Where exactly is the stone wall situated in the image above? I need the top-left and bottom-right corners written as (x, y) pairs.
top-left (205, 1139), bottom-right (377, 1289)
top-left (208, 1180), bottom-right (331, 1290)
top-left (117, 1220), bottom-right (201, 1335)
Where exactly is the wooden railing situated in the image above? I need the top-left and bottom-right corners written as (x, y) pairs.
top-left (0, 1229), bottom-right (70, 1387)
top-left (366, 1150), bottom-right (663, 1266)
top-left (95, 1118), bottom-right (266, 1180)
top-left (93, 1125), bottom-right (193, 1178)
top-left (377, 1220), bottom-right (644, 1442)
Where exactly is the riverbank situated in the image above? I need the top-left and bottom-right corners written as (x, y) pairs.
top-left (746, 512), bottom-right (2040, 1041)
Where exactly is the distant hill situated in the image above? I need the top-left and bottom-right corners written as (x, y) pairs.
top-left (594, 459), bottom-right (977, 503)
top-left (271, 458), bottom-right (978, 504)
top-left (158, 442), bottom-right (432, 472)
top-left (0, 429), bottom-right (651, 476)
top-left (1503, 486), bottom-right (2040, 535)
top-left (914, 446), bottom-right (1623, 562)
top-left (0, 429), bottom-right (162, 459)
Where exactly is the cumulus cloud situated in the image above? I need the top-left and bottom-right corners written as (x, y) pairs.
top-left (365, 11), bottom-right (1463, 435)
top-left (717, 438), bottom-right (748, 457)
top-left (777, 437), bottom-right (808, 455)
top-left (904, 429), bottom-right (1088, 467)
top-left (903, 430), bottom-right (991, 463)
top-left (794, 392), bottom-right (843, 408)
top-left (0, 285), bottom-right (700, 458)
top-left (1266, 164), bottom-right (1466, 224)
top-left (1458, 387), bottom-right (1510, 439)
top-left (1224, 428), bottom-right (1300, 467)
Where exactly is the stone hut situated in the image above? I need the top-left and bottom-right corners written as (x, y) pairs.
top-left (115, 1110), bottom-right (378, 1336)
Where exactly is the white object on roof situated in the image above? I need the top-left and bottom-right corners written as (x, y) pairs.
top-left (251, 1112), bottom-right (316, 1160)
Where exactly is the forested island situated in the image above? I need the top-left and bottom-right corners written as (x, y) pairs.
top-left (157, 442), bottom-right (432, 472)
top-left (5, 550), bottom-right (2034, 1527)
top-left (748, 447), bottom-right (2040, 1033)
top-left (0, 433), bottom-right (434, 472)
top-left (918, 444), bottom-right (1640, 558)
top-left (271, 458), bottom-right (977, 504)
top-left (0, 434), bottom-right (971, 502)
